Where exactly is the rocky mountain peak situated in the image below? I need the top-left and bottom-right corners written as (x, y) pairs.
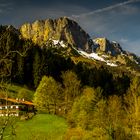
top-left (91, 37), bottom-right (140, 66)
top-left (93, 37), bottom-right (123, 56)
top-left (20, 17), bottom-right (92, 51)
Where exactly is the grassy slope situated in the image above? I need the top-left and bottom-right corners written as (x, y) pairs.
top-left (13, 114), bottom-right (68, 140)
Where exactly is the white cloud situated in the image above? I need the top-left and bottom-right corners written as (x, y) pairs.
top-left (72, 0), bottom-right (140, 18)
top-left (110, 4), bottom-right (139, 15)
top-left (120, 38), bottom-right (129, 43)
top-left (0, 2), bottom-right (13, 14)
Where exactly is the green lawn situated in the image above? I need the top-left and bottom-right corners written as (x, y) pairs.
top-left (4, 114), bottom-right (68, 140)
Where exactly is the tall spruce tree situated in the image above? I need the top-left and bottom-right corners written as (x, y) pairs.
top-left (33, 48), bottom-right (42, 88)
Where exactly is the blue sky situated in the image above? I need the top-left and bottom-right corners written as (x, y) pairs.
top-left (0, 0), bottom-right (140, 55)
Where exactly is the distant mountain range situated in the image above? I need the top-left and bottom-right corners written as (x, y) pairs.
top-left (18, 17), bottom-right (140, 69)
top-left (1, 17), bottom-right (140, 74)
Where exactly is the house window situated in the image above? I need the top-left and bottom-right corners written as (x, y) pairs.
top-left (15, 113), bottom-right (19, 116)
top-left (16, 106), bottom-right (19, 109)
top-left (11, 105), bottom-right (14, 109)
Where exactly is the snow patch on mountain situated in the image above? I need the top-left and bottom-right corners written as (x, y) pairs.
top-left (53, 40), bottom-right (59, 45)
top-left (106, 62), bottom-right (118, 67)
top-left (77, 50), bottom-right (118, 67)
top-left (89, 53), bottom-right (105, 62)
top-left (101, 55), bottom-right (109, 58)
top-left (112, 41), bottom-right (117, 44)
top-left (52, 40), bottom-right (67, 48)
top-left (78, 50), bottom-right (105, 62)
top-left (49, 39), bottom-right (119, 67)
top-left (59, 41), bottom-right (66, 48)
top-left (135, 60), bottom-right (139, 64)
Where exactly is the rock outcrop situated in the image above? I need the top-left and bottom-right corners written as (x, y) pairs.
top-left (20, 17), bottom-right (92, 51)
top-left (92, 37), bottom-right (140, 65)
top-left (93, 38), bottom-right (124, 56)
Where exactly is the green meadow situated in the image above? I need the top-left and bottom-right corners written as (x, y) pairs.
top-left (4, 114), bottom-right (68, 140)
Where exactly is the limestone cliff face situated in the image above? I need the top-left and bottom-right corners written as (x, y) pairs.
top-left (93, 37), bottom-right (140, 65)
top-left (20, 17), bottom-right (92, 51)
top-left (93, 38), bottom-right (123, 56)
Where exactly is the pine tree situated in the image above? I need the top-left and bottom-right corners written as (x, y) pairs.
top-left (33, 48), bottom-right (42, 88)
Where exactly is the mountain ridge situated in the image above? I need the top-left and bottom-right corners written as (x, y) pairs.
top-left (20, 17), bottom-right (92, 52)
top-left (1, 17), bottom-right (140, 72)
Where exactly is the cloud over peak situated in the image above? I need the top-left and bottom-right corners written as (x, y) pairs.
top-left (72, 0), bottom-right (140, 18)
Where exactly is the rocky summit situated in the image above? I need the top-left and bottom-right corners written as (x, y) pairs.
top-left (93, 38), bottom-right (124, 56)
top-left (20, 17), bottom-right (92, 52)
top-left (91, 37), bottom-right (140, 66)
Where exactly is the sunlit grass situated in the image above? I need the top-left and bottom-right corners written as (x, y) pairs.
top-left (13, 114), bottom-right (68, 140)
